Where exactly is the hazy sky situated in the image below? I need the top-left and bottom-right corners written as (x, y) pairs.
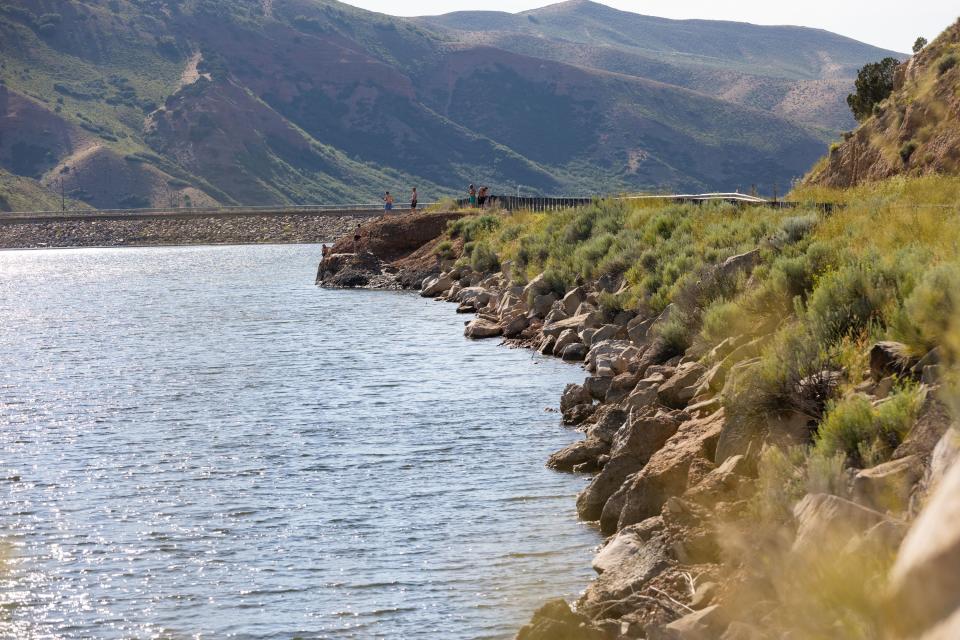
top-left (342, 0), bottom-right (958, 52)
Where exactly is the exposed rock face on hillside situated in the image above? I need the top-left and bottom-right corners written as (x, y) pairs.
top-left (804, 20), bottom-right (960, 188)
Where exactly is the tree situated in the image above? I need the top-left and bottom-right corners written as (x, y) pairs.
top-left (847, 57), bottom-right (900, 121)
top-left (913, 37), bottom-right (928, 54)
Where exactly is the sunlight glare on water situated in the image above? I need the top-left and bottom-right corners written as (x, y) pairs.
top-left (0, 244), bottom-right (599, 639)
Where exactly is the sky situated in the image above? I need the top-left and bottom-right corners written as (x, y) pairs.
top-left (341, 0), bottom-right (959, 52)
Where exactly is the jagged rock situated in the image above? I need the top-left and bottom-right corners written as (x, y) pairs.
top-left (562, 343), bottom-right (589, 362)
top-left (561, 383), bottom-right (592, 413)
top-left (658, 362), bottom-right (708, 409)
top-left (421, 272), bottom-right (454, 297)
top-left (522, 273), bottom-right (551, 299)
top-left (516, 599), bottom-right (610, 640)
top-left (562, 287), bottom-right (587, 315)
top-left (539, 334), bottom-right (557, 355)
top-left (791, 493), bottom-right (887, 554)
top-left (683, 454), bottom-right (753, 506)
top-left (548, 438), bottom-right (608, 472)
top-left (464, 318), bottom-right (502, 339)
top-left (892, 394), bottom-right (950, 461)
top-left (564, 403), bottom-right (597, 426)
top-left (502, 313), bottom-right (529, 338)
top-left (585, 376), bottom-right (613, 401)
top-left (554, 329), bottom-right (581, 355)
top-left (888, 458), bottom-right (960, 635)
top-left (602, 411), bottom-right (725, 534)
top-left (530, 292), bottom-right (559, 319)
top-left (627, 316), bottom-right (655, 345)
top-left (626, 385), bottom-right (659, 411)
top-left (580, 327), bottom-right (600, 349)
top-left (605, 372), bottom-right (640, 404)
top-left (853, 455), bottom-right (921, 513)
top-left (591, 324), bottom-right (622, 345)
top-left (577, 413), bottom-right (681, 521)
top-left (543, 313), bottom-right (592, 337)
top-left (869, 341), bottom-right (919, 381)
top-left (578, 532), bottom-right (672, 619)
top-left (585, 407), bottom-right (629, 445)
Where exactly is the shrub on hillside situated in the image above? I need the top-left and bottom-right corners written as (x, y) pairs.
top-left (899, 141), bottom-right (918, 163)
top-left (912, 37), bottom-right (927, 54)
top-left (814, 383), bottom-right (922, 467)
top-left (895, 262), bottom-right (960, 352)
top-left (470, 241), bottom-right (499, 273)
top-left (938, 53), bottom-right (958, 76)
top-left (449, 214), bottom-right (501, 243)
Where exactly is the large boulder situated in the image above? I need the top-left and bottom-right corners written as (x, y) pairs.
top-left (627, 316), bottom-right (655, 346)
top-left (577, 413), bottom-right (681, 521)
top-left (887, 457), bottom-right (960, 635)
top-left (547, 438), bottom-right (608, 472)
top-left (543, 313), bottom-right (592, 338)
top-left (561, 383), bottom-right (592, 413)
top-left (464, 319), bottom-right (502, 339)
top-left (601, 411), bottom-right (725, 534)
top-left (578, 531), bottom-right (672, 619)
top-left (562, 343), bottom-right (589, 362)
top-left (585, 406), bottom-right (630, 445)
top-left (657, 362), bottom-right (708, 409)
top-left (421, 272), bottom-right (454, 297)
top-left (562, 287), bottom-right (587, 315)
top-left (529, 292), bottom-right (559, 319)
top-left (554, 329), bottom-right (580, 355)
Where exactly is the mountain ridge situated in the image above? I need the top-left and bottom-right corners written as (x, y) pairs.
top-left (0, 0), bottom-right (902, 210)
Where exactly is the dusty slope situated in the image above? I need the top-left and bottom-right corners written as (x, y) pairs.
top-left (803, 19), bottom-right (960, 188)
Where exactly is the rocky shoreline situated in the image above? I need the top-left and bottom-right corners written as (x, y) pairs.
top-left (0, 214), bottom-right (364, 249)
top-left (317, 210), bottom-right (960, 640)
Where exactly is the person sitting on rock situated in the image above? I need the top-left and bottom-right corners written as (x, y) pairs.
top-left (321, 243), bottom-right (329, 258)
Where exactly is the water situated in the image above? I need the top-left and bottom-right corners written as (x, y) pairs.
top-left (0, 245), bottom-right (599, 639)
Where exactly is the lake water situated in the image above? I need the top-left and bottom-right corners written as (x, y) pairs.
top-left (0, 244), bottom-right (599, 639)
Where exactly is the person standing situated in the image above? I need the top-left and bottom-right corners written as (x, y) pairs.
top-left (410, 187), bottom-right (418, 211)
top-left (477, 186), bottom-right (488, 208)
top-left (468, 184), bottom-right (477, 208)
top-left (353, 224), bottom-right (362, 253)
top-left (383, 191), bottom-right (394, 212)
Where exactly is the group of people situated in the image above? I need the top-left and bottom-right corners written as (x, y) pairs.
top-left (468, 184), bottom-right (490, 208)
top-left (382, 187), bottom-right (417, 212)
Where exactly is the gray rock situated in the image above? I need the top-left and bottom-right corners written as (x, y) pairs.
top-left (584, 376), bottom-right (613, 401)
top-left (560, 383), bottom-right (591, 413)
top-left (554, 329), bottom-right (580, 355)
top-left (658, 362), bottom-right (708, 409)
top-left (543, 313), bottom-right (592, 337)
top-left (421, 272), bottom-right (453, 297)
top-left (547, 438), bottom-right (608, 472)
top-left (561, 287), bottom-right (586, 316)
top-left (463, 318), bottom-right (501, 339)
top-left (561, 343), bottom-right (589, 362)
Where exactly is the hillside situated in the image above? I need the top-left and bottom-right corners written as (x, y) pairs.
top-left (0, 0), bottom-right (900, 210)
top-left (803, 19), bottom-right (960, 188)
top-left (417, 0), bottom-right (904, 135)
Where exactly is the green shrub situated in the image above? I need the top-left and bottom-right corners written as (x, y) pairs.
top-left (470, 241), bottom-right (500, 273)
top-left (899, 140), bottom-right (918, 163)
top-left (912, 37), bottom-right (927, 54)
top-left (805, 262), bottom-right (900, 346)
top-left (938, 54), bottom-right (958, 76)
top-left (449, 214), bottom-right (501, 243)
top-left (814, 383), bottom-right (922, 466)
top-left (434, 240), bottom-right (455, 261)
top-left (897, 262), bottom-right (960, 352)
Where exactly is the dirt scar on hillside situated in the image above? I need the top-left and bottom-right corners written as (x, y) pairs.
top-left (179, 52), bottom-right (212, 89)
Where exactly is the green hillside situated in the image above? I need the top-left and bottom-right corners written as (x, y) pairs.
top-left (0, 0), bottom-right (902, 210)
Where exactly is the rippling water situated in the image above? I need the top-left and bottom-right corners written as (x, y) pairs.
top-left (0, 245), bottom-right (598, 639)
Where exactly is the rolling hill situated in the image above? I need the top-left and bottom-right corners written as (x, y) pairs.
top-left (0, 0), bottom-right (902, 210)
